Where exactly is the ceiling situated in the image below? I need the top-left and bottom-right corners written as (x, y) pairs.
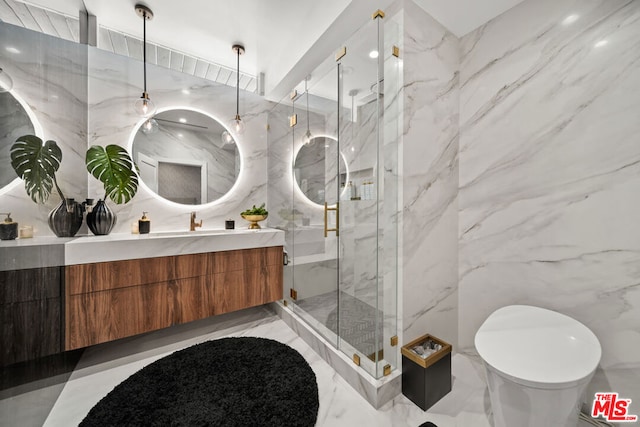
top-left (11, 0), bottom-right (525, 98)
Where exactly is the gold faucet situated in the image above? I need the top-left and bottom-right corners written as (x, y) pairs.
top-left (190, 212), bottom-right (202, 231)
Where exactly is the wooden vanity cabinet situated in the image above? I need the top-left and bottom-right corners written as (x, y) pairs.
top-left (64, 246), bottom-right (283, 350)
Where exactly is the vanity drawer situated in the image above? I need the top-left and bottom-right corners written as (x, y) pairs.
top-left (66, 252), bottom-right (210, 295)
top-left (211, 246), bottom-right (282, 273)
top-left (0, 267), bottom-right (61, 303)
top-left (65, 276), bottom-right (214, 350)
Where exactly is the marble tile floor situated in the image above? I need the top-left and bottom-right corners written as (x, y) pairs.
top-left (0, 305), bottom-right (594, 427)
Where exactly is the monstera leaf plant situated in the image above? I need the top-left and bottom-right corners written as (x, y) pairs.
top-left (10, 135), bottom-right (85, 237)
top-left (85, 144), bottom-right (138, 204)
top-left (10, 134), bottom-right (66, 204)
top-left (84, 144), bottom-right (138, 235)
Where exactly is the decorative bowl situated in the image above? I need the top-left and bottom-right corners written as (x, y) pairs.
top-left (241, 214), bottom-right (268, 229)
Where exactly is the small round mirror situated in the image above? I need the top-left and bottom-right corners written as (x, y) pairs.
top-left (293, 136), bottom-right (347, 205)
top-left (0, 91), bottom-right (37, 189)
top-left (131, 108), bottom-right (240, 205)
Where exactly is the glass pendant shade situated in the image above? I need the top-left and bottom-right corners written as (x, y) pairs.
top-left (221, 130), bottom-right (234, 145)
top-left (0, 68), bottom-right (13, 93)
top-left (141, 118), bottom-right (158, 134)
top-left (229, 114), bottom-right (245, 135)
top-left (302, 128), bottom-right (313, 145)
top-left (134, 93), bottom-right (156, 118)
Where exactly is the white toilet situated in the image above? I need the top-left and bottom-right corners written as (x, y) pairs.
top-left (475, 305), bottom-right (601, 427)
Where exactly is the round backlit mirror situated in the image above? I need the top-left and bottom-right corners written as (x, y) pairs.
top-left (131, 108), bottom-right (240, 205)
top-left (0, 91), bottom-right (37, 189)
top-left (293, 136), bottom-right (347, 205)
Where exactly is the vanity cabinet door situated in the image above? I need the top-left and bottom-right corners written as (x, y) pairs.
top-left (214, 265), bottom-right (282, 314)
top-left (213, 246), bottom-right (283, 315)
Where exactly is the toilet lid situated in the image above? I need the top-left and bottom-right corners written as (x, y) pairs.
top-left (475, 305), bottom-right (601, 385)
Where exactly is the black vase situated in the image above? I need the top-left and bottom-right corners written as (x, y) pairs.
top-left (48, 198), bottom-right (83, 237)
top-left (86, 199), bottom-right (116, 235)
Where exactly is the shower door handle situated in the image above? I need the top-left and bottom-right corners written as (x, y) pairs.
top-left (324, 202), bottom-right (339, 237)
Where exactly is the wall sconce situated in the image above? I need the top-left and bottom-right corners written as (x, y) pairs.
top-left (133, 4), bottom-right (156, 118)
top-left (229, 44), bottom-right (245, 135)
top-left (0, 67), bottom-right (13, 93)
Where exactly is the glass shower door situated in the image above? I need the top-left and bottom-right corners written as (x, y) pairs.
top-left (335, 14), bottom-right (398, 379)
top-left (288, 65), bottom-right (341, 349)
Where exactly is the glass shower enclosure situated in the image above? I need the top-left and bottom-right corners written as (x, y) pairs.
top-left (268, 14), bottom-right (400, 379)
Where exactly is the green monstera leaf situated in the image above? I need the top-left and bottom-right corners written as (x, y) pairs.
top-left (10, 135), bottom-right (64, 204)
top-left (86, 144), bottom-right (139, 204)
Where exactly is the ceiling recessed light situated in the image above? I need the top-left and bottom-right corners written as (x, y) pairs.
top-left (369, 50), bottom-right (379, 59)
top-left (562, 14), bottom-right (579, 25)
top-left (179, 118), bottom-right (187, 123)
top-left (177, 133), bottom-right (183, 138)
top-left (181, 89), bottom-right (190, 95)
top-left (594, 39), bottom-right (608, 48)
top-left (6, 47), bottom-right (20, 54)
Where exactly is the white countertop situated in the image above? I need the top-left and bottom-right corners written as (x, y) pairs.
top-left (0, 228), bottom-right (285, 270)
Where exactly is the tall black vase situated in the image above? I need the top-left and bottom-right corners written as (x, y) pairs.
top-left (48, 198), bottom-right (83, 237)
top-left (86, 199), bottom-right (116, 235)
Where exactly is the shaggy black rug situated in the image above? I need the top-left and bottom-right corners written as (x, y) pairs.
top-left (80, 337), bottom-right (319, 427)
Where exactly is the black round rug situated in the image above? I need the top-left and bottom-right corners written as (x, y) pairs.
top-left (80, 337), bottom-right (319, 427)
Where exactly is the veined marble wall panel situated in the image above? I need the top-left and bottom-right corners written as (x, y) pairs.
top-left (398, 0), bottom-right (460, 349)
top-left (458, 0), bottom-right (640, 402)
top-left (88, 47), bottom-right (269, 233)
top-left (0, 22), bottom-right (88, 237)
top-left (266, 102), bottom-right (293, 231)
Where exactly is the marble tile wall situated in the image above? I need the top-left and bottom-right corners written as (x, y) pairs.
top-left (458, 0), bottom-right (640, 403)
top-left (0, 22), bottom-right (88, 237)
top-left (393, 0), bottom-right (460, 350)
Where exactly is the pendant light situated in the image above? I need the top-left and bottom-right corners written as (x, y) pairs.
top-left (141, 118), bottom-right (158, 134)
top-left (0, 67), bottom-right (13, 93)
top-left (221, 130), bottom-right (235, 145)
top-left (229, 44), bottom-right (245, 135)
top-left (302, 76), bottom-right (312, 145)
top-left (134, 4), bottom-right (156, 118)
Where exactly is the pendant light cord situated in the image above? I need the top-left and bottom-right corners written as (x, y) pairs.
top-left (236, 48), bottom-right (240, 117)
top-left (143, 10), bottom-right (147, 93)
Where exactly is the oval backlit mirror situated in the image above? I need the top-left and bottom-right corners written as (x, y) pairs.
top-left (0, 91), bottom-right (37, 190)
top-left (131, 108), bottom-right (240, 205)
top-left (293, 136), bottom-right (347, 205)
